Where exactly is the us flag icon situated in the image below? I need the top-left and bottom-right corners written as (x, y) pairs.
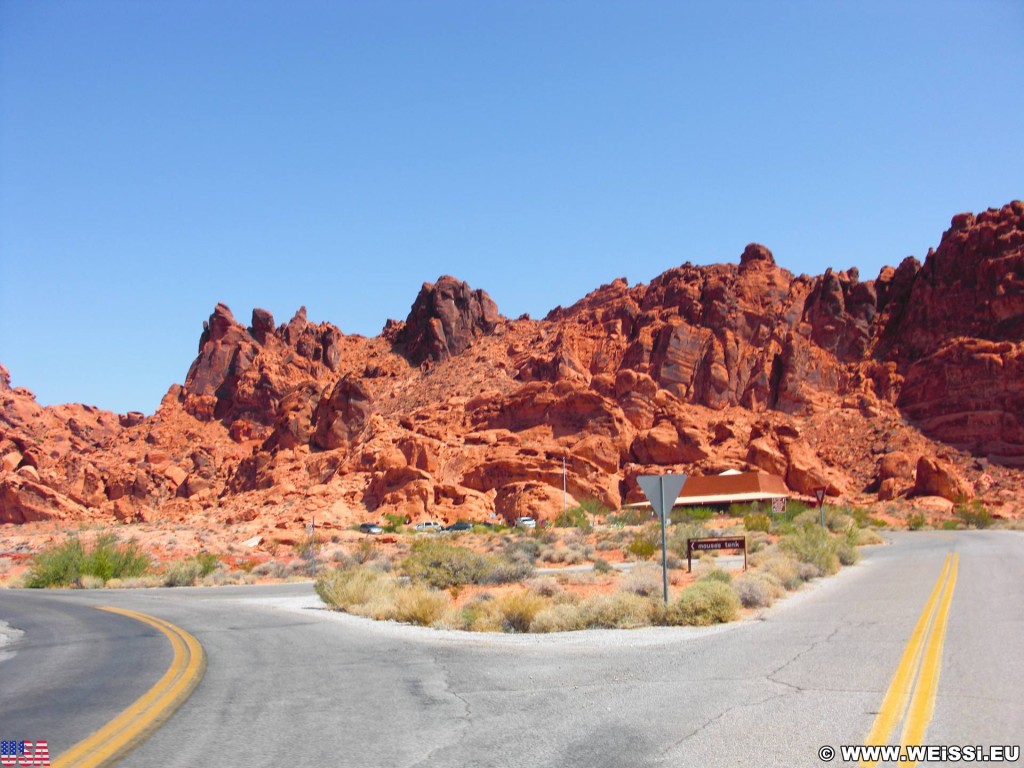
top-left (0, 740), bottom-right (50, 766)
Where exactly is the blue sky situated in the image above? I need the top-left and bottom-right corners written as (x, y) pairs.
top-left (1, 1), bottom-right (1022, 415)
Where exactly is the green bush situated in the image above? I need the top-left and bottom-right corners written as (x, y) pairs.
top-left (608, 508), bottom-right (652, 527)
top-left (743, 513), bottom-right (772, 533)
top-left (670, 506), bottom-right (714, 525)
top-left (382, 513), bottom-right (407, 532)
top-left (667, 523), bottom-right (709, 559)
top-left (956, 500), bottom-right (992, 529)
top-left (26, 535), bottom-right (150, 588)
top-left (626, 530), bottom-right (658, 560)
top-left (670, 580), bottom-right (740, 626)
top-left (592, 557), bottom-right (614, 574)
top-left (779, 524), bottom-right (840, 577)
top-left (907, 513), bottom-right (928, 531)
top-left (402, 539), bottom-right (532, 589)
top-left (553, 505), bottom-right (592, 531)
top-left (698, 568), bottom-right (733, 585)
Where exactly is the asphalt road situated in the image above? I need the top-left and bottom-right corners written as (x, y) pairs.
top-left (1, 530), bottom-right (1021, 767)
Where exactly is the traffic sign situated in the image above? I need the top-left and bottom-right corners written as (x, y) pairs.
top-left (637, 474), bottom-right (688, 521)
top-left (814, 487), bottom-right (826, 507)
top-left (637, 473), bottom-right (688, 605)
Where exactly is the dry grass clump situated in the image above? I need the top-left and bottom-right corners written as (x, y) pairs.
top-left (530, 603), bottom-right (589, 633)
top-left (393, 584), bottom-right (449, 626)
top-left (495, 591), bottom-right (549, 632)
top-left (732, 572), bottom-right (784, 608)
top-left (855, 528), bottom-right (885, 545)
top-left (668, 580), bottom-right (740, 626)
top-left (619, 563), bottom-right (664, 597)
top-left (579, 592), bottom-right (657, 629)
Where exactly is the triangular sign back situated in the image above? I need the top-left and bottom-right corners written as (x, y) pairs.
top-left (637, 474), bottom-right (688, 519)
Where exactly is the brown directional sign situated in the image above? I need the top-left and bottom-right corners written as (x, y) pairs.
top-left (687, 536), bottom-right (747, 572)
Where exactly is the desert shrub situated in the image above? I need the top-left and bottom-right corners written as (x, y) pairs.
top-left (392, 584), bottom-right (448, 626)
top-left (856, 528), bottom-right (885, 545)
top-left (495, 591), bottom-right (550, 632)
top-left (607, 508), bottom-right (652, 527)
top-left (541, 545), bottom-right (587, 565)
top-left (667, 523), bottom-right (711, 559)
top-left (553, 505), bottom-right (592, 531)
top-left (743, 513), bottom-right (772, 533)
top-left (502, 537), bottom-right (541, 563)
top-left (451, 594), bottom-right (503, 632)
top-left (836, 529), bottom-right (860, 566)
top-left (907, 513), bottom-right (927, 531)
top-left (78, 574), bottom-right (105, 589)
top-left (580, 592), bottom-right (656, 628)
top-left (747, 532), bottom-right (769, 554)
top-left (530, 603), bottom-right (588, 633)
top-left (164, 559), bottom-right (202, 587)
top-left (526, 577), bottom-right (565, 598)
top-left (956, 500), bottom-right (992, 529)
top-left (352, 539), bottom-right (378, 564)
top-left (733, 573), bottom-right (780, 608)
top-left (670, 506), bottom-right (714, 525)
top-left (670, 581), bottom-right (740, 626)
top-left (779, 524), bottom-right (840, 577)
top-left (403, 540), bottom-right (483, 588)
top-left (626, 530), bottom-right (658, 560)
top-left (757, 552), bottom-right (804, 591)
top-left (620, 563), bottom-right (664, 597)
top-left (941, 520), bottom-right (961, 531)
top-left (26, 535), bottom-right (151, 588)
top-left (82, 535), bottom-right (151, 582)
top-left (698, 568), bottom-right (733, 585)
top-left (592, 557), bottom-right (614, 574)
top-left (402, 539), bottom-right (531, 589)
top-left (105, 575), bottom-right (162, 589)
top-left (316, 567), bottom-right (398, 614)
top-left (252, 560), bottom-right (283, 577)
top-left (480, 553), bottom-right (535, 584)
top-left (25, 538), bottom-right (85, 588)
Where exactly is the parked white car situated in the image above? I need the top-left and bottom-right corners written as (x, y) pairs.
top-left (515, 516), bottom-right (537, 529)
top-left (413, 521), bottom-right (443, 533)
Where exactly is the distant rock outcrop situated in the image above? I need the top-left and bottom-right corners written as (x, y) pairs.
top-left (2, 202), bottom-right (1022, 530)
top-left (395, 276), bottom-right (502, 364)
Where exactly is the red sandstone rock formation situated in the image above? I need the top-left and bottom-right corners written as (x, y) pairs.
top-left (2, 203), bottom-right (1023, 532)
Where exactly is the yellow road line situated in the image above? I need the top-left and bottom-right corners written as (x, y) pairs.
top-left (860, 552), bottom-right (958, 768)
top-left (900, 553), bottom-right (959, 766)
top-left (50, 607), bottom-right (206, 768)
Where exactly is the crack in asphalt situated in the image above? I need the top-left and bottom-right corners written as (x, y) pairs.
top-left (408, 651), bottom-right (473, 768)
top-left (764, 624), bottom-right (843, 692)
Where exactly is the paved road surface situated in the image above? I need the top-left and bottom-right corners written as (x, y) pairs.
top-left (1, 530), bottom-right (1021, 766)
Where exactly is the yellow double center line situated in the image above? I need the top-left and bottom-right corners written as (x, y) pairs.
top-left (51, 607), bottom-right (206, 768)
top-left (861, 551), bottom-right (959, 768)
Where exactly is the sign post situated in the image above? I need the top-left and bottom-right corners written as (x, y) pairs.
top-left (814, 487), bottom-right (827, 528)
top-left (687, 537), bottom-right (747, 573)
top-left (637, 473), bottom-right (688, 604)
top-left (306, 517), bottom-right (316, 578)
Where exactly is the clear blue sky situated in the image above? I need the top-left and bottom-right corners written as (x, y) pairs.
top-left (1, 1), bottom-right (1022, 415)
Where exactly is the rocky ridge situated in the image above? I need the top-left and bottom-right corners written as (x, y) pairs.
top-left (2, 204), bottom-right (1022, 531)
